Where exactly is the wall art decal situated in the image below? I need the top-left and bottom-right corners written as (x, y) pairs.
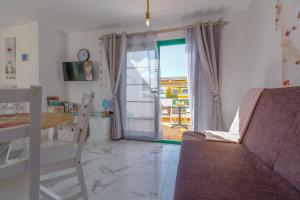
top-left (277, 0), bottom-right (300, 86)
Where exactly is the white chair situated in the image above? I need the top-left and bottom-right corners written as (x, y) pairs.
top-left (0, 86), bottom-right (42, 200)
top-left (40, 92), bottom-right (95, 200)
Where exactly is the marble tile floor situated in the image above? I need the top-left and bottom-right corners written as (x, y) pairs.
top-left (43, 140), bottom-right (181, 200)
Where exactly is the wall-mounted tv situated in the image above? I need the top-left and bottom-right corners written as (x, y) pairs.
top-left (62, 61), bottom-right (93, 81)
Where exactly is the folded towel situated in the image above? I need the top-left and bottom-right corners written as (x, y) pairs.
top-left (204, 131), bottom-right (240, 143)
top-left (205, 88), bottom-right (264, 143)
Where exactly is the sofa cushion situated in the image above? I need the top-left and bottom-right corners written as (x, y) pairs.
top-left (243, 87), bottom-right (300, 168)
top-left (174, 132), bottom-right (300, 200)
top-left (273, 113), bottom-right (300, 191)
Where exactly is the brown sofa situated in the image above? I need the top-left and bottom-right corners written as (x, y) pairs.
top-left (174, 87), bottom-right (300, 200)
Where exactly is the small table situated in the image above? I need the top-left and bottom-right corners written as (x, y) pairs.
top-left (170, 106), bottom-right (189, 129)
top-left (0, 113), bottom-right (74, 130)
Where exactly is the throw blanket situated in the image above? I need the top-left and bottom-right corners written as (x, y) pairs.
top-left (204, 88), bottom-right (264, 143)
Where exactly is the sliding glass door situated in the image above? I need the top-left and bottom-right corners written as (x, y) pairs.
top-left (120, 33), bottom-right (160, 141)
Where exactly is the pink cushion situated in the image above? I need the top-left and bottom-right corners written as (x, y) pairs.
top-left (273, 113), bottom-right (300, 191)
top-left (243, 87), bottom-right (300, 168)
top-left (243, 87), bottom-right (300, 191)
top-left (0, 113), bottom-right (29, 128)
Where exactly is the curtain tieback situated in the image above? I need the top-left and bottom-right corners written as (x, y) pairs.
top-left (213, 94), bottom-right (220, 101)
top-left (211, 88), bottom-right (220, 101)
top-left (111, 96), bottom-right (118, 108)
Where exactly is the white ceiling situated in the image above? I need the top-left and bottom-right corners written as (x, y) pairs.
top-left (0, 0), bottom-right (253, 33)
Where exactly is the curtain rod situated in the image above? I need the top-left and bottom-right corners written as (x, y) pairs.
top-left (99, 20), bottom-right (229, 39)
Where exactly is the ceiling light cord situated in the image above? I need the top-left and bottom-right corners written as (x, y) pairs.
top-left (146, 0), bottom-right (151, 26)
top-left (147, 0), bottom-right (149, 11)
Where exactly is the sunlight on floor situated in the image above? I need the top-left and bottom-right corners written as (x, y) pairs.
top-left (162, 122), bottom-right (190, 142)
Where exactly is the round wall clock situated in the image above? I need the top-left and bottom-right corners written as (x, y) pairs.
top-left (77, 49), bottom-right (90, 62)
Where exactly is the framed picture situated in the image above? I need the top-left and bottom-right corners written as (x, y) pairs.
top-left (5, 37), bottom-right (16, 80)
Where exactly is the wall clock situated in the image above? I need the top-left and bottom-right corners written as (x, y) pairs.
top-left (77, 49), bottom-right (90, 62)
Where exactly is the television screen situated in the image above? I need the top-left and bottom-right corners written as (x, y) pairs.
top-left (62, 61), bottom-right (93, 81)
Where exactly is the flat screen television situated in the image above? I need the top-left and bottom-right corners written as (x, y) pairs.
top-left (62, 61), bottom-right (93, 81)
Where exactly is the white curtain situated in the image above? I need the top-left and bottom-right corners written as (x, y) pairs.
top-left (187, 20), bottom-right (223, 131)
top-left (187, 28), bottom-right (213, 131)
top-left (120, 32), bottom-right (160, 141)
top-left (102, 33), bottom-right (127, 140)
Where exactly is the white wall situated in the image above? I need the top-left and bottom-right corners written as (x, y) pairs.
top-left (39, 23), bottom-right (67, 111)
top-left (0, 22), bottom-right (66, 110)
top-left (221, 0), bottom-right (281, 128)
top-left (65, 0), bottom-right (282, 129)
top-left (0, 22), bottom-right (39, 87)
top-left (65, 31), bottom-right (111, 111)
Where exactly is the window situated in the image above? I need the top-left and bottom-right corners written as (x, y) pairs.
top-left (172, 88), bottom-right (178, 95)
top-left (157, 39), bottom-right (187, 78)
top-left (182, 88), bottom-right (188, 94)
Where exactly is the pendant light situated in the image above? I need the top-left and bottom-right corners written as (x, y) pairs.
top-left (146, 0), bottom-right (151, 26)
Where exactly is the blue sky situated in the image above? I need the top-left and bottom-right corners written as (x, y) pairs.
top-left (160, 44), bottom-right (187, 78)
